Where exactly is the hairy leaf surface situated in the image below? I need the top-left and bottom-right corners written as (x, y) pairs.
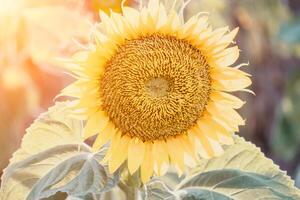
top-left (0, 102), bottom-right (118, 200)
top-left (146, 136), bottom-right (300, 200)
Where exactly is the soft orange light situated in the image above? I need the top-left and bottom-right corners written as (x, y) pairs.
top-left (1, 68), bottom-right (24, 90)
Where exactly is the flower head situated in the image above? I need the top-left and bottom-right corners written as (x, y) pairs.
top-left (62, 0), bottom-right (252, 183)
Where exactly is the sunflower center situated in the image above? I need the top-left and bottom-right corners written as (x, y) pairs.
top-left (146, 77), bottom-right (169, 97)
top-left (100, 34), bottom-right (211, 141)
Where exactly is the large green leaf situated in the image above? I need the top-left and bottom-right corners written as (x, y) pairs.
top-left (145, 180), bottom-right (177, 200)
top-left (10, 101), bottom-right (83, 163)
top-left (0, 144), bottom-right (94, 200)
top-left (0, 102), bottom-right (119, 200)
top-left (177, 169), bottom-right (297, 200)
top-left (25, 146), bottom-right (118, 199)
top-left (146, 136), bottom-right (300, 200)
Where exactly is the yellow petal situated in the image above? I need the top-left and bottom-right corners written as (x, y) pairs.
top-left (60, 79), bottom-right (97, 99)
top-left (218, 134), bottom-right (234, 145)
top-left (76, 93), bottom-right (102, 109)
top-left (219, 27), bottom-right (239, 45)
top-left (102, 132), bottom-right (121, 163)
top-left (181, 136), bottom-right (198, 167)
top-left (84, 50), bottom-right (106, 78)
top-left (213, 46), bottom-right (240, 67)
top-left (192, 15), bottom-right (209, 35)
top-left (109, 135), bottom-right (130, 173)
top-left (208, 112), bottom-right (236, 133)
top-left (92, 122), bottom-right (116, 150)
top-left (83, 111), bottom-right (109, 139)
top-left (180, 134), bottom-right (197, 159)
top-left (99, 10), bottom-right (117, 35)
top-left (197, 119), bottom-right (219, 141)
top-left (206, 103), bottom-right (244, 132)
top-left (205, 26), bottom-right (229, 46)
top-left (128, 138), bottom-right (145, 174)
top-left (123, 7), bottom-right (140, 28)
top-left (211, 65), bottom-right (251, 77)
top-left (166, 138), bottom-right (185, 175)
top-left (206, 102), bottom-right (240, 125)
top-left (141, 142), bottom-right (154, 183)
top-left (111, 12), bottom-right (126, 36)
top-left (152, 140), bottom-right (169, 176)
top-left (212, 27), bottom-right (239, 54)
top-left (160, 10), bottom-right (181, 34)
top-left (180, 14), bottom-right (199, 38)
top-left (139, 7), bottom-right (155, 34)
top-left (120, 16), bottom-right (138, 39)
top-left (93, 28), bottom-right (108, 44)
top-left (59, 81), bottom-right (83, 98)
top-left (210, 91), bottom-right (245, 109)
top-left (189, 124), bottom-right (224, 157)
top-left (187, 131), bottom-right (210, 159)
top-left (211, 80), bottom-right (251, 92)
top-left (148, 0), bottom-right (160, 21)
top-left (212, 67), bottom-right (252, 92)
top-left (207, 137), bottom-right (224, 156)
top-left (201, 113), bottom-right (233, 143)
top-left (191, 126), bottom-right (214, 157)
top-left (156, 3), bottom-right (168, 30)
top-left (194, 27), bottom-right (213, 46)
top-left (184, 154), bottom-right (197, 168)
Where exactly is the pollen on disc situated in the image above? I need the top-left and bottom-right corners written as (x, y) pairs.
top-left (100, 34), bottom-right (211, 141)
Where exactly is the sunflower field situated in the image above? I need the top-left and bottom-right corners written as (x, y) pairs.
top-left (0, 0), bottom-right (300, 199)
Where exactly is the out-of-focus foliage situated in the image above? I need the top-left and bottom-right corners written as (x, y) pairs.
top-left (272, 74), bottom-right (300, 161)
top-left (279, 14), bottom-right (300, 56)
top-left (273, 3), bottom-right (300, 183)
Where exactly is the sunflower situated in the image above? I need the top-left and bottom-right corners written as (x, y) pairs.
top-left (62, 0), bottom-right (252, 183)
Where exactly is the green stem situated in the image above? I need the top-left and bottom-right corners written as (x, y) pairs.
top-left (119, 181), bottom-right (139, 200)
top-left (118, 166), bottom-right (143, 200)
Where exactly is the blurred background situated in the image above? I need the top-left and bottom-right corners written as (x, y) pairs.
top-left (0, 0), bottom-right (300, 188)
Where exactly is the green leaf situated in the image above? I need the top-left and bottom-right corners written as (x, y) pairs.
top-left (177, 169), bottom-right (296, 200)
top-left (0, 102), bottom-right (119, 200)
top-left (0, 144), bottom-right (88, 200)
top-left (26, 146), bottom-right (119, 199)
top-left (187, 136), bottom-right (297, 189)
top-left (146, 136), bottom-right (300, 200)
top-left (10, 101), bottom-right (83, 163)
top-left (177, 188), bottom-right (231, 200)
top-left (146, 180), bottom-right (176, 200)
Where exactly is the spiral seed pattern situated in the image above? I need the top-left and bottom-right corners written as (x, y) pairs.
top-left (100, 34), bottom-right (211, 141)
